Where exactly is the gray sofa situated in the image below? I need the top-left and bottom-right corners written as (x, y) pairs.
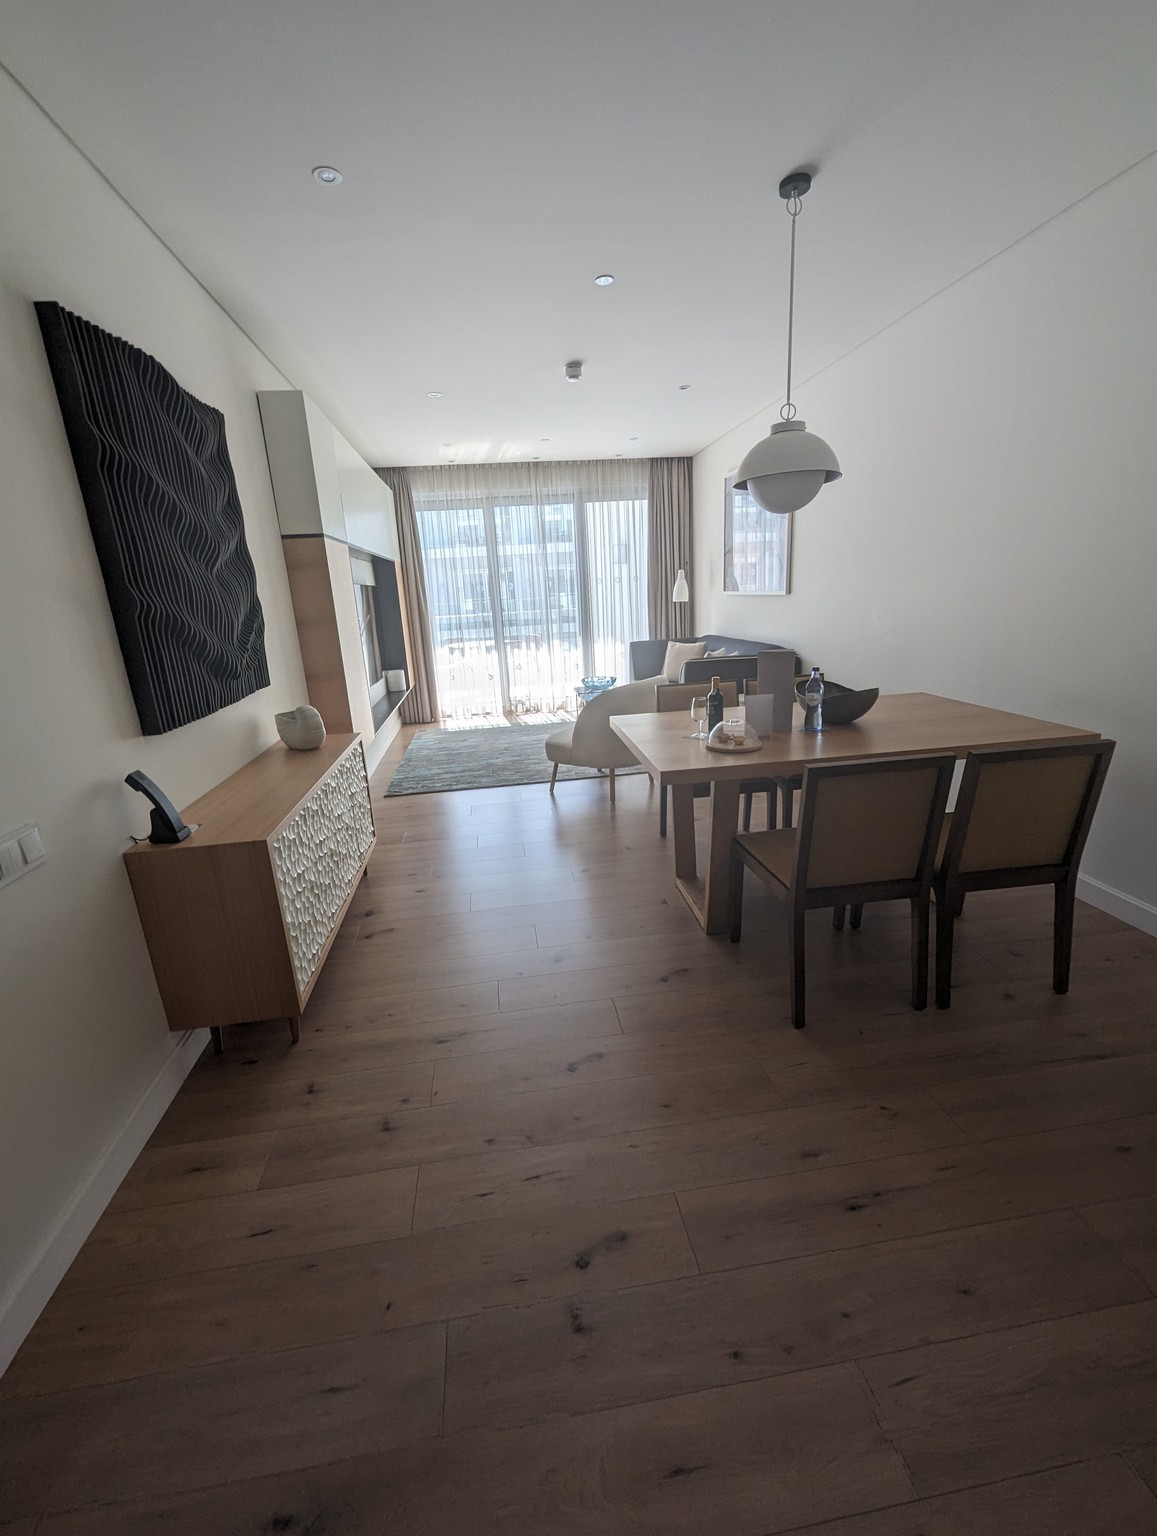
top-left (629, 634), bottom-right (799, 691)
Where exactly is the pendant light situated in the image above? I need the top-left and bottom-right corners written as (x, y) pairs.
top-left (671, 568), bottom-right (690, 604)
top-left (734, 171), bottom-right (841, 514)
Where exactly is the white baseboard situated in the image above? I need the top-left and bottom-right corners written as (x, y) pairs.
top-left (0, 1027), bottom-right (208, 1379)
top-left (1078, 873), bottom-right (1157, 937)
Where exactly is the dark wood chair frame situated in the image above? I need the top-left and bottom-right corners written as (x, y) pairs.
top-left (730, 753), bottom-right (955, 1030)
top-left (933, 739), bottom-right (1115, 1010)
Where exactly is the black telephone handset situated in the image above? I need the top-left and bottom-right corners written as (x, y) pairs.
top-left (124, 770), bottom-right (197, 844)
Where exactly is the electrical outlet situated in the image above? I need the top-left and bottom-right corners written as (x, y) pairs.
top-left (0, 823), bottom-right (46, 889)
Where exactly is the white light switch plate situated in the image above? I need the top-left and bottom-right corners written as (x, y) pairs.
top-left (0, 823), bottom-right (46, 889)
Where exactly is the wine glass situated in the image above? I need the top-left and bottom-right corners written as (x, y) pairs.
top-left (690, 696), bottom-right (708, 739)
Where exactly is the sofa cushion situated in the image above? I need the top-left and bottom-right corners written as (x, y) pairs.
top-left (661, 639), bottom-right (706, 681)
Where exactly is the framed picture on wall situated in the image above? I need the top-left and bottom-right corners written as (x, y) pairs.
top-left (723, 472), bottom-right (792, 595)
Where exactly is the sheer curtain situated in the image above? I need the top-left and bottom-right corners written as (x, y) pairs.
top-left (409, 460), bottom-right (648, 720)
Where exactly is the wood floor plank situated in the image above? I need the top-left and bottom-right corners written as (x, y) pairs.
top-left (431, 1025), bottom-right (803, 1103)
top-left (413, 1093), bottom-right (965, 1230)
top-left (106, 1131), bottom-right (276, 1211)
top-left (57, 1166), bottom-right (418, 1293)
top-left (1079, 1194), bottom-right (1157, 1291)
top-left (305, 978), bottom-right (501, 1029)
top-left (317, 930), bottom-right (754, 1002)
top-left (148, 1058), bottom-right (434, 1145)
top-left (1127, 1442), bottom-right (1157, 1500)
top-left (443, 1210), bottom-right (1146, 1432)
top-left (677, 1112), bottom-right (1157, 1271)
top-left (184, 999), bottom-right (623, 1086)
top-left (860, 1297), bottom-right (1157, 1495)
top-left (773, 1459), bottom-right (1157, 1535)
top-left (0, 1324), bottom-right (446, 1522)
top-left (928, 1051), bottom-right (1157, 1141)
top-left (258, 1062), bottom-right (786, 1189)
top-left (350, 919), bottom-right (539, 959)
top-left (471, 873), bottom-right (674, 914)
top-left (768, 1008), bottom-right (1157, 1109)
top-left (2, 1196), bottom-right (695, 1398)
top-left (497, 950), bottom-right (757, 1011)
top-left (33, 1365), bottom-right (913, 1536)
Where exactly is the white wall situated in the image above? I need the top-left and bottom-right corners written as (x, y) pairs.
top-left (0, 74), bottom-right (308, 1367)
top-left (694, 152), bottom-right (1157, 925)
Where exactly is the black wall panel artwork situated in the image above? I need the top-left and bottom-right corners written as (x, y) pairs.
top-left (36, 302), bottom-right (269, 735)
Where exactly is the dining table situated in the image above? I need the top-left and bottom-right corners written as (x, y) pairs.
top-left (610, 691), bottom-right (1100, 935)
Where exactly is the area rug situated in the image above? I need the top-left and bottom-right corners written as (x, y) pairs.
top-left (384, 723), bottom-right (646, 796)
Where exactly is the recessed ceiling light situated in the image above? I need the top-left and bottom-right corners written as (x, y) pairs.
top-left (629, 436), bottom-right (639, 442)
top-left (442, 442), bottom-right (453, 448)
top-left (427, 390), bottom-right (443, 399)
top-left (594, 274), bottom-right (615, 287)
top-left (679, 384), bottom-right (691, 391)
top-left (312, 166), bottom-right (343, 185)
top-left (540, 437), bottom-right (550, 443)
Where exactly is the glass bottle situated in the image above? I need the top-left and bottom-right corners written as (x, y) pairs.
top-left (706, 675), bottom-right (725, 735)
top-left (802, 666), bottom-right (825, 732)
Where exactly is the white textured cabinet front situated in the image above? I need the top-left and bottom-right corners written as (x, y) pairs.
top-left (271, 745), bottom-right (374, 992)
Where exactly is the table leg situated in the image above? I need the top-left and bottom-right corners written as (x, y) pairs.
top-left (703, 779), bottom-right (742, 933)
top-left (672, 778), bottom-right (741, 934)
top-left (671, 785), bottom-right (697, 882)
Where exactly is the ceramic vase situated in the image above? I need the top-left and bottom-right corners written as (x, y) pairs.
top-left (275, 705), bottom-right (326, 750)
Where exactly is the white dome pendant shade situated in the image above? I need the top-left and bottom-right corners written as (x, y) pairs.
top-left (734, 170), bottom-right (841, 515)
top-left (734, 420), bottom-right (841, 514)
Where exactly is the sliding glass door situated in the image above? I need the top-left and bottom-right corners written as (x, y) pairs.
top-left (412, 463), bottom-right (647, 720)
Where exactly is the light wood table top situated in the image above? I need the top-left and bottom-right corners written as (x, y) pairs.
top-left (611, 693), bottom-right (1099, 934)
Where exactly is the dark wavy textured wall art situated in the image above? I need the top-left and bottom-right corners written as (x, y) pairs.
top-left (35, 302), bottom-right (270, 735)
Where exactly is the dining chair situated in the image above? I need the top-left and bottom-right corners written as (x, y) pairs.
top-left (653, 681), bottom-right (777, 836)
top-left (729, 754), bottom-right (955, 1029)
top-left (933, 739), bottom-right (1115, 1009)
top-left (544, 679), bottom-right (657, 803)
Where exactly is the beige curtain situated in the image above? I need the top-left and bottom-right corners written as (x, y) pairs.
top-left (647, 456), bottom-right (693, 639)
top-left (375, 467), bottom-right (439, 724)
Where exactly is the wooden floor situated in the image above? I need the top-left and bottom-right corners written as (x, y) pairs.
top-left (4, 725), bottom-right (1157, 1533)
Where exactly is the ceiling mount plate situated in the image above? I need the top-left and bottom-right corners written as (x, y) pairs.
top-left (778, 170), bottom-right (812, 200)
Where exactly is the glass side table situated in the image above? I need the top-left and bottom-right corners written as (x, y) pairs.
top-left (575, 675), bottom-right (616, 708)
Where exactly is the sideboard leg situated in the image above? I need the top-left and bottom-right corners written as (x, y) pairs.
top-left (210, 1026), bottom-right (223, 1055)
top-left (288, 1015), bottom-right (301, 1044)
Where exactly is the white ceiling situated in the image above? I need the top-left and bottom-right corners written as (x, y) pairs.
top-left (3, 0), bottom-right (1156, 466)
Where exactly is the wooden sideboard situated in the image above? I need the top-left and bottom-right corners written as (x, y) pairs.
top-left (124, 734), bottom-right (375, 1050)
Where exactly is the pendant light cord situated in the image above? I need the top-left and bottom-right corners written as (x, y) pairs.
top-left (781, 192), bottom-right (801, 422)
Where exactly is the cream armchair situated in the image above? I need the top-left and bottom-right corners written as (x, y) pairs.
top-left (545, 679), bottom-right (660, 802)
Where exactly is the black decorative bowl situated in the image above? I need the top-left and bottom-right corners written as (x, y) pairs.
top-left (794, 679), bottom-right (880, 726)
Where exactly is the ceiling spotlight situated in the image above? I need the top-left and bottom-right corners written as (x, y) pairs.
top-left (312, 166), bottom-right (343, 185)
top-left (540, 437), bottom-right (550, 442)
top-left (734, 169), bottom-right (841, 513)
top-left (629, 436), bottom-right (639, 442)
top-left (565, 360), bottom-right (583, 383)
top-left (427, 390), bottom-right (443, 399)
top-left (594, 274), bottom-right (615, 287)
top-left (678, 384), bottom-right (691, 391)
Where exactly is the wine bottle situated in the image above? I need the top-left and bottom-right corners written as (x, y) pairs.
top-left (706, 675), bottom-right (725, 735)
